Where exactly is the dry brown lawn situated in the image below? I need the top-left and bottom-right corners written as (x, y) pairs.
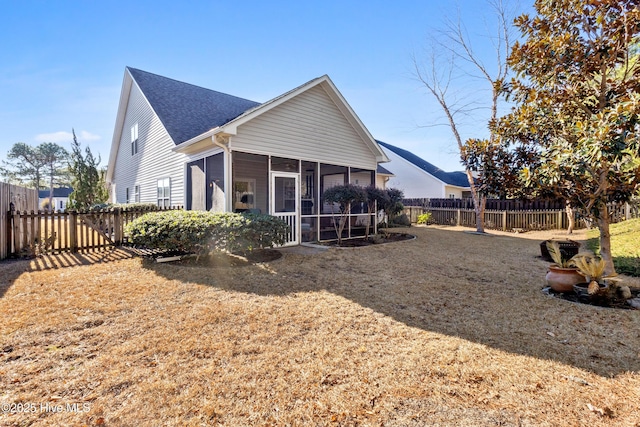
top-left (1, 226), bottom-right (639, 426)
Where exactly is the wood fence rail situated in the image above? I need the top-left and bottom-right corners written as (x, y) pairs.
top-left (5, 206), bottom-right (182, 258)
top-left (404, 202), bottom-right (638, 232)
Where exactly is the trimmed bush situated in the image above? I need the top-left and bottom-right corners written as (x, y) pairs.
top-left (125, 210), bottom-right (289, 256)
top-left (89, 202), bottom-right (159, 212)
top-left (390, 213), bottom-right (411, 227)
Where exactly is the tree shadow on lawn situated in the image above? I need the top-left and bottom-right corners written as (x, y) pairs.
top-left (0, 248), bottom-right (138, 299)
top-left (145, 227), bottom-right (640, 378)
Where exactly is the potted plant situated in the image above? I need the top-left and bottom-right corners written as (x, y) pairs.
top-left (545, 241), bottom-right (584, 293)
top-left (540, 239), bottom-right (580, 262)
top-left (570, 253), bottom-right (630, 301)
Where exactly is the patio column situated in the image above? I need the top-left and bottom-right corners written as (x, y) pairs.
top-left (213, 134), bottom-right (233, 212)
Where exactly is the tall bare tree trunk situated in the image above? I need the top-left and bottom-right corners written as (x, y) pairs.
top-left (595, 202), bottom-right (615, 275)
top-left (565, 201), bottom-right (575, 234)
top-left (413, 0), bottom-right (512, 235)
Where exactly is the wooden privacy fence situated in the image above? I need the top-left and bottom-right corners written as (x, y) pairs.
top-left (6, 206), bottom-right (181, 258)
top-left (403, 197), bottom-right (567, 210)
top-left (0, 182), bottom-right (39, 260)
top-left (404, 202), bottom-right (638, 232)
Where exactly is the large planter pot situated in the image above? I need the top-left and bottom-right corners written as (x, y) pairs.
top-left (540, 239), bottom-right (581, 262)
top-left (546, 265), bottom-right (584, 293)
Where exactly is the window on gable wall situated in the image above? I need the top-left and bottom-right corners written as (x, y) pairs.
top-left (131, 123), bottom-right (138, 155)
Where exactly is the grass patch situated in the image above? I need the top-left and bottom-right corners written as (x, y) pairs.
top-left (587, 217), bottom-right (640, 276)
top-left (1, 228), bottom-right (639, 426)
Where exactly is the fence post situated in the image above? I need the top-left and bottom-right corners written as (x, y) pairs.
top-left (114, 208), bottom-right (122, 245)
top-left (502, 210), bottom-right (507, 231)
top-left (69, 210), bottom-right (78, 253)
top-left (558, 210), bottom-right (564, 229)
top-left (625, 202), bottom-right (631, 220)
top-left (456, 209), bottom-right (461, 226)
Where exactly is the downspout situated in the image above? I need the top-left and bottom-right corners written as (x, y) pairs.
top-left (212, 134), bottom-right (232, 212)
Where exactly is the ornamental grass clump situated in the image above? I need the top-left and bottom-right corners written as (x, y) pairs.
top-left (125, 210), bottom-right (289, 258)
top-left (571, 253), bottom-right (630, 300)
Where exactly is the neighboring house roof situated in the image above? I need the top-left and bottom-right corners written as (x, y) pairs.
top-left (377, 140), bottom-right (469, 188)
top-left (376, 165), bottom-right (394, 176)
top-left (38, 187), bottom-right (73, 198)
top-left (127, 67), bottom-right (261, 145)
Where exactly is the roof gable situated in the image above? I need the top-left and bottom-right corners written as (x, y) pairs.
top-left (217, 75), bottom-right (389, 163)
top-left (377, 140), bottom-right (469, 187)
top-left (127, 67), bottom-right (260, 145)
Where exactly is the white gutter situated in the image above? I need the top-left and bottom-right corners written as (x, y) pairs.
top-left (172, 127), bottom-right (222, 153)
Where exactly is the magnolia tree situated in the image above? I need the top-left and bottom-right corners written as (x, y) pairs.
top-left (489, 0), bottom-right (640, 274)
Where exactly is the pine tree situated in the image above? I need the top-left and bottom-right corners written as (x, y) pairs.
top-left (67, 129), bottom-right (108, 210)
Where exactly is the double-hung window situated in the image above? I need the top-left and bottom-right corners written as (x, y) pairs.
top-left (131, 123), bottom-right (139, 155)
top-left (134, 185), bottom-right (140, 203)
top-left (157, 178), bottom-right (170, 207)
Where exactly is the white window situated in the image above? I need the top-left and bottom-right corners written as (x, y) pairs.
top-left (131, 123), bottom-right (139, 155)
top-left (157, 178), bottom-right (170, 207)
top-left (134, 185), bottom-right (140, 203)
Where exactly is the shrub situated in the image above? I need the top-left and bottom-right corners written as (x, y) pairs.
top-left (390, 213), bottom-right (411, 227)
top-left (125, 210), bottom-right (289, 256)
top-left (417, 212), bottom-right (432, 225)
top-left (89, 202), bottom-right (159, 212)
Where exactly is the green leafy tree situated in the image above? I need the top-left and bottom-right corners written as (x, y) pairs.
top-left (67, 130), bottom-right (108, 210)
top-left (323, 184), bottom-right (368, 245)
top-left (381, 188), bottom-right (405, 228)
top-left (495, 0), bottom-right (640, 274)
top-left (364, 185), bottom-right (390, 239)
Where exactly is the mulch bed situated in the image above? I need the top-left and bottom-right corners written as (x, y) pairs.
top-left (544, 286), bottom-right (640, 310)
top-left (318, 232), bottom-right (415, 247)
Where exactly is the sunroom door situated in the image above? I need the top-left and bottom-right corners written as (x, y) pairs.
top-left (271, 172), bottom-right (299, 246)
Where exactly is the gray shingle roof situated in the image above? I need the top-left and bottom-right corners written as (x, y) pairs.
top-left (376, 164), bottom-right (393, 175)
top-left (376, 140), bottom-right (469, 187)
top-left (38, 187), bottom-right (73, 198)
top-left (127, 67), bottom-right (261, 145)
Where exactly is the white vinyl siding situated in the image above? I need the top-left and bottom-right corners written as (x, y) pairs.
top-left (111, 83), bottom-right (185, 206)
top-left (230, 85), bottom-right (378, 170)
top-left (382, 148), bottom-right (449, 198)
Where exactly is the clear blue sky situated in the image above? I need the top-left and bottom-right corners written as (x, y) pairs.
top-left (0, 0), bottom-right (529, 172)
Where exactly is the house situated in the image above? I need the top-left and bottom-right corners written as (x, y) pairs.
top-left (106, 67), bottom-right (390, 245)
top-left (377, 141), bottom-right (471, 199)
top-left (38, 187), bottom-right (73, 211)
